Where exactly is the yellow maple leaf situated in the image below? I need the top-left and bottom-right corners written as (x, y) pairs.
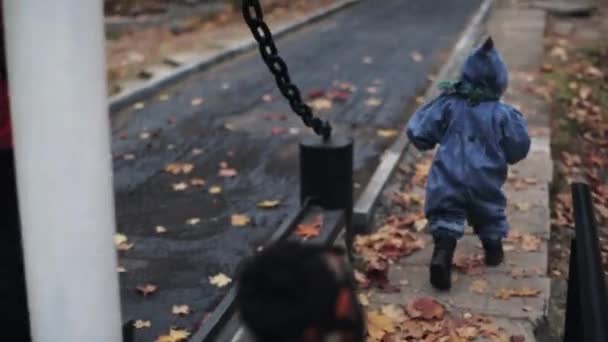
top-left (376, 129), bottom-right (398, 138)
top-left (209, 273), bottom-right (232, 288)
top-left (231, 214), bottom-right (251, 227)
top-left (133, 320), bottom-right (151, 329)
top-left (155, 328), bottom-right (191, 342)
top-left (257, 200), bottom-right (281, 209)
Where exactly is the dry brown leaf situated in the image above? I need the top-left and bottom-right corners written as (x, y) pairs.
top-left (406, 297), bottom-right (445, 320)
top-left (172, 182), bottom-right (188, 191)
top-left (257, 200), bottom-right (281, 209)
top-left (470, 279), bottom-right (489, 294)
top-left (231, 214), bottom-right (251, 227)
top-left (190, 178), bottom-right (206, 187)
top-left (365, 97), bottom-right (383, 107)
top-left (380, 304), bottom-right (406, 323)
top-left (377, 129), bottom-right (399, 138)
top-left (134, 320), bottom-right (151, 329)
top-left (114, 233), bottom-right (134, 251)
top-left (165, 163), bottom-right (194, 175)
top-left (366, 310), bottom-right (396, 341)
top-left (209, 273), bottom-right (232, 288)
top-left (186, 217), bottom-right (201, 225)
top-left (218, 168), bottom-right (238, 178)
top-left (295, 216), bottom-right (322, 239)
top-left (191, 97), bottom-right (205, 106)
top-left (308, 98), bottom-right (333, 111)
top-left (136, 284), bottom-right (158, 297)
top-left (411, 51), bottom-right (424, 62)
top-left (155, 328), bottom-right (191, 342)
top-left (358, 293), bottom-right (370, 306)
top-left (172, 304), bottom-right (191, 316)
top-left (209, 186), bottom-right (222, 194)
top-left (521, 233), bottom-right (541, 252)
top-left (515, 202), bottom-right (531, 211)
top-left (495, 287), bottom-right (541, 300)
top-left (453, 253), bottom-right (484, 275)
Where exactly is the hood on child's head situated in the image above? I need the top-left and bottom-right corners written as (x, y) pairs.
top-left (460, 37), bottom-right (509, 96)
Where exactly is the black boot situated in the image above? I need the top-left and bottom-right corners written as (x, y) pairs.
top-left (429, 236), bottom-right (457, 291)
top-left (482, 239), bottom-right (504, 266)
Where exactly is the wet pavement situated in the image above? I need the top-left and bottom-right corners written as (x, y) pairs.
top-left (109, 0), bottom-right (481, 340)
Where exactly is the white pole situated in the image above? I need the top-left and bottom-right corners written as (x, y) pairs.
top-left (3, 1), bottom-right (122, 342)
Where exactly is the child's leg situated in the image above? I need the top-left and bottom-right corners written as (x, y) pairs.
top-left (474, 219), bottom-right (508, 266)
top-left (428, 216), bottom-right (465, 291)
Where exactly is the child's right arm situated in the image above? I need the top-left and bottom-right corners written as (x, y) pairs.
top-left (499, 105), bottom-right (531, 164)
top-left (406, 96), bottom-right (451, 151)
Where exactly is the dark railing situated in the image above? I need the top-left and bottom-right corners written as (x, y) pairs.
top-left (564, 182), bottom-right (608, 342)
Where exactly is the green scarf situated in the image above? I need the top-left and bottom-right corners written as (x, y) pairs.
top-left (438, 80), bottom-right (500, 105)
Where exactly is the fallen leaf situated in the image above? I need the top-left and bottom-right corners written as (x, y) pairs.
top-left (515, 202), bottom-right (531, 211)
top-left (579, 84), bottom-right (592, 100)
top-left (209, 273), bottom-right (232, 288)
top-left (117, 266), bottom-right (127, 273)
top-left (366, 86), bottom-right (379, 94)
top-left (134, 320), bottom-right (151, 329)
top-left (406, 297), bottom-right (445, 320)
top-left (366, 310), bottom-right (396, 341)
top-left (190, 178), bottom-right (205, 187)
top-left (307, 88), bottom-right (326, 99)
top-left (495, 287), bottom-right (541, 300)
top-left (270, 127), bottom-right (287, 135)
top-left (358, 293), bottom-right (370, 306)
top-left (264, 113), bottom-right (287, 121)
top-left (186, 217), bottom-right (201, 225)
top-left (172, 182), bottom-right (188, 191)
top-left (172, 305), bottom-right (191, 316)
top-left (231, 214), bottom-right (251, 227)
top-left (549, 46), bottom-right (568, 61)
top-left (540, 63), bottom-right (554, 73)
top-left (159, 94), bottom-right (170, 101)
top-left (365, 97), bottom-right (383, 107)
top-left (308, 98), bottom-right (333, 111)
top-left (327, 90), bottom-right (350, 102)
top-left (114, 233), bottom-right (134, 251)
top-left (165, 163), bottom-right (195, 175)
top-left (133, 102), bottom-right (145, 110)
top-left (453, 253), bottom-right (484, 275)
top-left (262, 94), bottom-right (273, 102)
top-left (521, 233), bottom-right (541, 252)
top-left (123, 153), bottom-right (136, 161)
top-left (470, 279), bottom-right (489, 294)
top-left (363, 56), bottom-right (374, 64)
top-left (139, 131), bottom-right (151, 140)
top-left (257, 200), bottom-right (281, 209)
top-left (155, 226), bottom-right (168, 234)
top-left (295, 216), bottom-right (322, 239)
top-left (209, 186), bottom-right (222, 194)
top-left (136, 284), bottom-right (158, 297)
top-left (377, 129), bottom-right (398, 138)
top-left (457, 326), bottom-right (479, 339)
top-left (413, 218), bottom-right (428, 232)
top-left (191, 97), bottom-right (205, 106)
top-left (380, 304), bottom-right (406, 323)
top-left (155, 328), bottom-right (191, 342)
top-left (218, 168), bottom-right (238, 177)
top-left (411, 51), bottom-right (424, 62)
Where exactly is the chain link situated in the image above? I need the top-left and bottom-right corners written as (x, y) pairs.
top-left (242, 0), bottom-right (332, 140)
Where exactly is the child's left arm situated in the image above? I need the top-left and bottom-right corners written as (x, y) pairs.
top-left (406, 96), bottom-right (451, 151)
top-left (500, 105), bottom-right (531, 165)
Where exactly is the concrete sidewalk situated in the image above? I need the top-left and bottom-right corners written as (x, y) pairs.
top-left (360, 2), bottom-right (553, 341)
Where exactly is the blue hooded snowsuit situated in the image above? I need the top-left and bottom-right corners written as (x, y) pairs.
top-left (406, 38), bottom-right (530, 241)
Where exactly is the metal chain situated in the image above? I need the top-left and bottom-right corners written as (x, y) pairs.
top-left (242, 0), bottom-right (332, 140)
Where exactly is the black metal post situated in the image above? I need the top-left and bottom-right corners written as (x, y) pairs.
top-left (563, 239), bottom-right (580, 342)
top-left (122, 320), bottom-right (134, 342)
top-left (300, 135), bottom-right (354, 256)
top-left (566, 182), bottom-right (608, 342)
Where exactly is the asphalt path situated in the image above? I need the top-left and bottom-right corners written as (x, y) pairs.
top-left (109, 0), bottom-right (481, 340)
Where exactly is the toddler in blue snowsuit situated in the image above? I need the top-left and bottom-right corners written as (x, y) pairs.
top-left (406, 38), bottom-right (531, 290)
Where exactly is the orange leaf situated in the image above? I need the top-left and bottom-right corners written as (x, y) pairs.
top-left (295, 215), bottom-right (322, 239)
top-left (405, 297), bottom-right (445, 320)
